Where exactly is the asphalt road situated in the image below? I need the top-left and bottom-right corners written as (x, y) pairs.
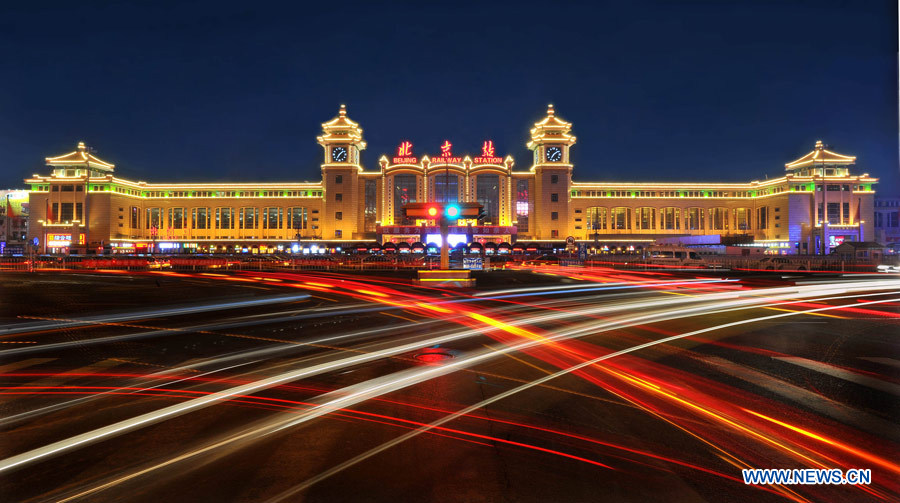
top-left (1, 268), bottom-right (898, 503)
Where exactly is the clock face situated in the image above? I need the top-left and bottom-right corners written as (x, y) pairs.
top-left (331, 146), bottom-right (348, 162)
top-left (546, 146), bottom-right (562, 162)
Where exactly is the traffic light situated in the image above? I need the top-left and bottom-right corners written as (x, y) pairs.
top-left (403, 203), bottom-right (443, 219)
top-left (401, 202), bottom-right (483, 220)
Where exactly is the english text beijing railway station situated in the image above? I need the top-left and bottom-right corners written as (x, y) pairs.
top-left (25, 105), bottom-right (878, 255)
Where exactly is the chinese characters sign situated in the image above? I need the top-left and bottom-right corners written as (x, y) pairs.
top-left (392, 141), bottom-right (418, 164)
top-left (391, 140), bottom-right (504, 165)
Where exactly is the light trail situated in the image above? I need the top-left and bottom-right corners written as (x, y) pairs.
top-left (0, 293), bottom-right (311, 336)
top-left (262, 296), bottom-right (900, 502)
top-left (27, 292), bottom-right (900, 501)
top-left (2, 280), bottom-right (897, 474)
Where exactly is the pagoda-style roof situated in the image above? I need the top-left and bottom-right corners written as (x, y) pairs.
top-left (46, 142), bottom-right (115, 172)
top-left (316, 104), bottom-right (366, 149)
top-left (527, 104), bottom-right (576, 149)
top-left (785, 140), bottom-right (855, 170)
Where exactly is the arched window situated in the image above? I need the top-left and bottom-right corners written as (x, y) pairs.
top-left (476, 174), bottom-right (500, 224)
top-left (709, 207), bottom-right (729, 231)
top-left (687, 208), bottom-right (705, 230)
top-left (635, 207), bottom-right (656, 230)
top-left (735, 208), bottom-right (751, 231)
top-left (611, 207), bottom-right (631, 230)
top-left (660, 207), bottom-right (680, 230)
top-left (586, 207), bottom-right (607, 231)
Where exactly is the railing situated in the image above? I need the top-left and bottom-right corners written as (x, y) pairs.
top-left (0, 254), bottom-right (893, 273)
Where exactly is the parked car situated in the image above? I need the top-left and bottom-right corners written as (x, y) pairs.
top-left (646, 246), bottom-right (706, 268)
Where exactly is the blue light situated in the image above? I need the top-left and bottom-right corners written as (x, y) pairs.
top-left (445, 204), bottom-right (460, 218)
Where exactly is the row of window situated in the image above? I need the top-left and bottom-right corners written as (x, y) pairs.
top-left (574, 207), bottom-right (765, 231)
top-left (874, 211), bottom-right (899, 228)
top-left (572, 185), bottom-right (868, 198)
top-left (142, 207), bottom-right (316, 231)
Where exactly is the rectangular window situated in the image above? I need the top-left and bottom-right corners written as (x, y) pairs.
top-left (146, 208), bottom-right (161, 229)
top-left (661, 207), bottom-right (680, 230)
top-left (551, 174), bottom-right (558, 184)
top-left (289, 207), bottom-right (308, 230)
top-left (551, 229), bottom-right (559, 238)
top-left (516, 179), bottom-right (529, 234)
top-left (551, 193), bottom-right (559, 202)
top-left (240, 207), bottom-right (258, 229)
top-left (75, 203), bottom-right (83, 221)
top-left (335, 193), bottom-right (342, 202)
top-left (192, 207), bottom-right (210, 229)
top-left (827, 203), bottom-right (840, 224)
top-left (476, 174), bottom-right (500, 225)
top-left (364, 179), bottom-right (377, 232)
top-left (393, 174), bottom-right (417, 225)
top-left (59, 203), bottom-right (74, 222)
top-left (708, 208), bottom-right (728, 230)
top-left (735, 208), bottom-right (750, 231)
top-left (335, 211), bottom-right (343, 221)
top-left (611, 207), bottom-right (630, 230)
top-left (551, 211), bottom-right (558, 220)
top-left (335, 229), bottom-right (342, 238)
top-left (636, 207), bottom-right (656, 230)
top-left (169, 208), bottom-right (185, 229)
top-left (688, 207), bottom-right (705, 230)
top-left (587, 207), bottom-right (607, 231)
top-left (335, 175), bottom-right (343, 184)
top-left (262, 207), bottom-right (282, 229)
top-left (216, 208), bottom-right (234, 229)
top-left (842, 202), bottom-right (850, 224)
top-left (131, 206), bottom-right (139, 228)
top-left (434, 174), bottom-right (459, 203)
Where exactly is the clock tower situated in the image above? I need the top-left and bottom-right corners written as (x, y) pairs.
top-left (528, 104), bottom-right (577, 241)
top-left (317, 104), bottom-right (366, 240)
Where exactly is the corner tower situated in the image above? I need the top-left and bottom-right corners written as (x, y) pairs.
top-left (527, 104), bottom-right (577, 241)
top-left (317, 104), bottom-right (366, 240)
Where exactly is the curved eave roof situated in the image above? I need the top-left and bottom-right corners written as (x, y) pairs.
top-left (46, 143), bottom-right (115, 171)
top-left (785, 141), bottom-right (855, 170)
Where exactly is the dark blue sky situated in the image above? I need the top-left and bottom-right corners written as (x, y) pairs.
top-left (3, 0), bottom-right (897, 193)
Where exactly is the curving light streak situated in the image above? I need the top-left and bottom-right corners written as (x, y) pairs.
top-left (3, 281), bottom-right (897, 475)
top-left (29, 293), bottom-right (900, 501)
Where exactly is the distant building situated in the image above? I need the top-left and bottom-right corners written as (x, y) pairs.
top-left (24, 105), bottom-right (879, 255)
top-left (0, 189), bottom-right (30, 254)
top-left (874, 196), bottom-right (900, 249)
top-left (832, 241), bottom-right (887, 262)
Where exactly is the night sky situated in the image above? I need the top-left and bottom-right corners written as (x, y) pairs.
top-left (3, 1), bottom-right (897, 193)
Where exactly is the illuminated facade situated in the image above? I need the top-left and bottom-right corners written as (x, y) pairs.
top-left (1, 189), bottom-right (30, 253)
top-left (25, 105), bottom-right (878, 254)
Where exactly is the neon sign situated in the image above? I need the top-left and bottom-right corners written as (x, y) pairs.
top-left (388, 140), bottom-right (503, 165)
top-left (47, 233), bottom-right (71, 247)
top-left (392, 141), bottom-right (418, 164)
top-left (429, 140), bottom-right (462, 164)
top-left (474, 139), bottom-right (503, 164)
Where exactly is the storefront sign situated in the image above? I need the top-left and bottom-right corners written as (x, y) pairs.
top-left (380, 225), bottom-right (517, 235)
top-left (47, 233), bottom-right (72, 247)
